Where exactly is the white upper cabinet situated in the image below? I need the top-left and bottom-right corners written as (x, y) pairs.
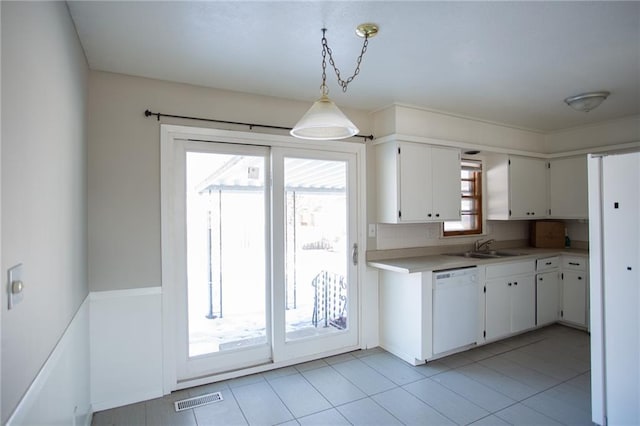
top-left (376, 141), bottom-right (461, 223)
top-left (549, 156), bottom-right (588, 219)
top-left (486, 154), bottom-right (548, 220)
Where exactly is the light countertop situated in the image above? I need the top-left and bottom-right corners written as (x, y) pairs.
top-left (367, 247), bottom-right (589, 274)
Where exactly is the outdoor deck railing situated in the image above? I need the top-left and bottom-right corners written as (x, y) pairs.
top-left (311, 271), bottom-right (347, 330)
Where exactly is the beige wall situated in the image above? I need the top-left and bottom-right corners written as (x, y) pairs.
top-left (1, 2), bottom-right (89, 421)
top-left (87, 71), bottom-right (372, 291)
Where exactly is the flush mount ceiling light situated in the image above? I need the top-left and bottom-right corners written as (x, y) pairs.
top-left (564, 91), bottom-right (610, 112)
top-left (291, 23), bottom-right (378, 140)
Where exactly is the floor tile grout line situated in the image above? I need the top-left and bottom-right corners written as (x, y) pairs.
top-left (474, 367), bottom-right (593, 426)
top-left (410, 371), bottom-right (501, 420)
top-left (425, 345), bottom-right (532, 415)
top-left (425, 331), bottom-right (588, 423)
top-left (429, 362), bottom-right (520, 410)
top-left (262, 374), bottom-right (304, 424)
top-left (326, 354), bottom-right (403, 395)
top-left (496, 348), bottom-right (587, 381)
top-left (512, 369), bottom-right (594, 422)
top-left (293, 362), bottom-right (363, 422)
top-left (324, 330), bottom-right (573, 425)
top-left (346, 355), bottom-right (467, 425)
top-left (226, 385), bottom-right (255, 426)
top-left (304, 359), bottom-right (440, 426)
top-left (467, 412), bottom-right (516, 426)
top-left (476, 353), bottom-right (563, 394)
top-left (491, 399), bottom-right (561, 426)
top-left (397, 381), bottom-right (462, 426)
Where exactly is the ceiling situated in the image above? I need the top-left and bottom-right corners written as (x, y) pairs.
top-left (67, 1), bottom-right (640, 133)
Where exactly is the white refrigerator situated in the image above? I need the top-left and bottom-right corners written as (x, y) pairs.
top-left (588, 152), bottom-right (640, 425)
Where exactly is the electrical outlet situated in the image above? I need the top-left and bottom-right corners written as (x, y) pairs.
top-left (368, 224), bottom-right (377, 238)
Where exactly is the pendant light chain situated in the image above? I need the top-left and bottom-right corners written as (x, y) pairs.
top-left (321, 28), bottom-right (370, 93)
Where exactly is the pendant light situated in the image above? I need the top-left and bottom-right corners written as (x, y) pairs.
top-left (291, 24), bottom-right (378, 140)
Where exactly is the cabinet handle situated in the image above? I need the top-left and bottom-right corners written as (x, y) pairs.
top-left (514, 281), bottom-right (518, 286)
top-left (578, 276), bottom-right (582, 280)
top-left (526, 212), bottom-right (530, 216)
top-left (427, 213), bottom-right (432, 217)
top-left (545, 262), bottom-right (552, 265)
top-left (569, 262), bottom-right (580, 266)
top-left (539, 277), bottom-right (543, 281)
top-left (508, 282), bottom-right (512, 286)
top-left (435, 213), bottom-right (440, 217)
top-left (532, 212), bottom-right (535, 215)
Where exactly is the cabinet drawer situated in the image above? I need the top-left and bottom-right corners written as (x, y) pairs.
top-left (536, 256), bottom-right (560, 272)
top-left (486, 260), bottom-right (535, 279)
top-left (563, 256), bottom-right (587, 271)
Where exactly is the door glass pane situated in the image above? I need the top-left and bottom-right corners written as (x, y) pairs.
top-left (284, 158), bottom-right (348, 341)
top-left (186, 152), bottom-right (267, 357)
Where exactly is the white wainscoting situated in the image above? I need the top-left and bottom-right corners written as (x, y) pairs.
top-left (7, 298), bottom-right (91, 426)
top-left (90, 287), bottom-right (163, 412)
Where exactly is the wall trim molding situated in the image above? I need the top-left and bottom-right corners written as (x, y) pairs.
top-left (90, 287), bottom-right (163, 412)
top-left (372, 133), bottom-right (640, 159)
top-left (6, 296), bottom-right (91, 426)
top-left (89, 286), bottom-right (162, 300)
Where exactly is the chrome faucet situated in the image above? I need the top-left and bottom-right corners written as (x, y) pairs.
top-left (474, 238), bottom-right (495, 252)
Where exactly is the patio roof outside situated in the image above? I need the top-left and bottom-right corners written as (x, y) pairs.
top-left (196, 156), bottom-right (346, 194)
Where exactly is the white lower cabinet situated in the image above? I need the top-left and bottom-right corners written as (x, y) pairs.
top-left (511, 275), bottom-right (536, 332)
top-left (485, 279), bottom-right (511, 340)
top-left (378, 270), bottom-right (432, 365)
top-left (536, 271), bottom-right (560, 326)
top-left (374, 253), bottom-right (589, 366)
top-left (535, 256), bottom-right (560, 326)
top-left (559, 256), bottom-right (589, 328)
top-left (484, 260), bottom-right (536, 341)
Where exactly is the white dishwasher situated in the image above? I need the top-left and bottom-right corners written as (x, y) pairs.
top-left (432, 266), bottom-right (479, 355)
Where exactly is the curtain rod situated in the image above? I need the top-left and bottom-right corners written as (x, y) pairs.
top-left (143, 109), bottom-right (374, 141)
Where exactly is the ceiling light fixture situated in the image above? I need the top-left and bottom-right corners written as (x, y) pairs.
top-left (564, 91), bottom-right (610, 112)
top-left (291, 23), bottom-right (378, 140)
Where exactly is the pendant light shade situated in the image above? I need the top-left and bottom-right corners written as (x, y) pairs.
top-left (290, 94), bottom-right (359, 140)
top-left (291, 24), bottom-right (377, 141)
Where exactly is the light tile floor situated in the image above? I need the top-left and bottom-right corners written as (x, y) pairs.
top-left (92, 324), bottom-right (592, 426)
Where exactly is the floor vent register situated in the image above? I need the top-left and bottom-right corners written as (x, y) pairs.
top-left (174, 392), bottom-right (223, 412)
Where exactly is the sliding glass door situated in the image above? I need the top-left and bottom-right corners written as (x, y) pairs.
top-left (177, 142), bottom-right (272, 380)
top-left (166, 133), bottom-right (360, 383)
top-left (272, 148), bottom-right (359, 362)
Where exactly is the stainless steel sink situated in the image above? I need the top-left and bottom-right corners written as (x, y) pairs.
top-left (445, 250), bottom-right (528, 259)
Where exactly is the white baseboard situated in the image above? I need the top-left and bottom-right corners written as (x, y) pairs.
top-left (6, 298), bottom-right (91, 426)
top-left (90, 287), bottom-right (163, 412)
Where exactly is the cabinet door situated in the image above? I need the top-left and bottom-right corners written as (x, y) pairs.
top-left (485, 280), bottom-right (511, 340)
top-left (549, 156), bottom-right (588, 219)
top-left (561, 271), bottom-right (586, 326)
top-left (398, 142), bottom-right (430, 222)
top-left (509, 156), bottom-right (548, 218)
top-left (430, 147), bottom-right (460, 220)
top-left (536, 271), bottom-right (559, 326)
top-left (511, 275), bottom-right (535, 333)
